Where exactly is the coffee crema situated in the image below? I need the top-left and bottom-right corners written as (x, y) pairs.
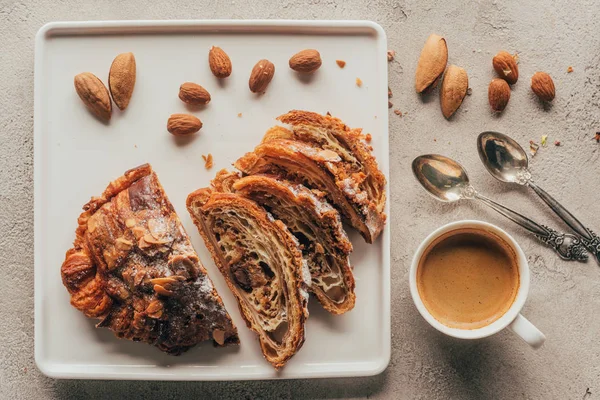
top-left (417, 228), bottom-right (520, 330)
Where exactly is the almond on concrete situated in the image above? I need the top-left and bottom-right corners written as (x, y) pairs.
top-left (209, 46), bottom-right (232, 78)
top-left (167, 114), bottom-right (202, 136)
top-left (531, 72), bottom-right (555, 101)
top-left (108, 52), bottom-right (136, 110)
top-left (178, 82), bottom-right (211, 105)
top-left (289, 49), bottom-right (322, 73)
top-left (492, 51), bottom-right (519, 84)
top-left (74, 72), bottom-right (112, 121)
top-left (440, 65), bottom-right (468, 118)
top-left (415, 34), bottom-right (448, 93)
top-left (488, 78), bottom-right (511, 112)
top-left (249, 59), bottom-right (275, 93)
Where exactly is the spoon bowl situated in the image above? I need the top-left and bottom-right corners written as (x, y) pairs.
top-left (477, 131), bottom-right (529, 184)
top-left (412, 154), bottom-right (470, 202)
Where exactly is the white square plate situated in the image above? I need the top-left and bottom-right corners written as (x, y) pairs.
top-left (34, 20), bottom-right (390, 380)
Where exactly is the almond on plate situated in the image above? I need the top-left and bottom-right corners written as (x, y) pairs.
top-left (209, 46), bottom-right (232, 78)
top-left (488, 78), bottom-right (511, 111)
top-left (531, 72), bottom-right (555, 101)
top-left (108, 52), bottom-right (136, 110)
top-left (167, 114), bottom-right (202, 136)
top-left (439, 65), bottom-right (468, 118)
top-left (179, 82), bottom-right (211, 105)
top-left (249, 59), bottom-right (275, 93)
top-left (492, 51), bottom-right (519, 84)
top-left (415, 34), bottom-right (448, 93)
top-left (289, 49), bottom-right (322, 73)
top-left (74, 72), bottom-right (112, 121)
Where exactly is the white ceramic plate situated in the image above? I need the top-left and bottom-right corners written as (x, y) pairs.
top-left (34, 20), bottom-right (390, 380)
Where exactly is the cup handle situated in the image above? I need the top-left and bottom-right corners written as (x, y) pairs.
top-left (508, 313), bottom-right (546, 349)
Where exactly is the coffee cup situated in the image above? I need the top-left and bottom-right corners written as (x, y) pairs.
top-left (409, 220), bottom-right (546, 348)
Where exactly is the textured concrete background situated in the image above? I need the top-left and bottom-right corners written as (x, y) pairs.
top-left (1, 0), bottom-right (600, 398)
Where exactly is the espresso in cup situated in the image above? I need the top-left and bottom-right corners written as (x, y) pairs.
top-left (416, 228), bottom-right (520, 330)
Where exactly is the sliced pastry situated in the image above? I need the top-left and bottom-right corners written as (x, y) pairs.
top-left (60, 164), bottom-right (239, 355)
top-left (186, 187), bottom-right (310, 368)
top-left (235, 138), bottom-right (383, 243)
top-left (230, 173), bottom-right (356, 314)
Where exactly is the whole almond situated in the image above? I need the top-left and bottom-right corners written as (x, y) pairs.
top-left (179, 82), bottom-right (211, 105)
top-left (209, 46), bottom-right (232, 78)
top-left (440, 65), bottom-right (468, 118)
top-left (249, 59), bottom-right (275, 93)
top-left (108, 52), bottom-right (136, 110)
top-left (488, 78), bottom-right (511, 112)
top-left (167, 114), bottom-right (202, 136)
top-left (289, 49), bottom-right (322, 73)
top-left (415, 34), bottom-right (448, 93)
top-left (492, 51), bottom-right (519, 84)
top-left (74, 72), bottom-right (112, 121)
top-left (531, 72), bottom-right (555, 101)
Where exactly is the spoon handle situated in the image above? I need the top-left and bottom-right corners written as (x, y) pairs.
top-left (527, 181), bottom-right (600, 263)
top-left (474, 193), bottom-right (588, 262)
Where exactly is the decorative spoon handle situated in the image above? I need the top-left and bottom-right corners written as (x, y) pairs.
top-left (474, 193), bottom-right (588, 262)
top-left (527, 181), bottom-right (600, 263)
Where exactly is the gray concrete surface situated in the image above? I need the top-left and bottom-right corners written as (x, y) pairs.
top-left (2, 0), bottom-right (600, 398)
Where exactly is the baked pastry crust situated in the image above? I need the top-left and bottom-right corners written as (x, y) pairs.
top-left (186, 187), bottom-right (310, 368)
top-left (230, 173), bottom-right (356, 314)
top-left (236, 110), bottom-right (386, 243)
top-left (60, 164), bottom-right (239, 355)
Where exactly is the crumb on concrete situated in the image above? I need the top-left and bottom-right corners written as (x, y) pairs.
top-left (388, 87), bottom-right (392, 98)
top-left (394, 109), bottom-right (402, 116)
top-left (387, 50), bottom-right (395, 62)
top-left (567, 66), bottom-right (574, 73)
top-left (388, 101), bottom-right (393, 109)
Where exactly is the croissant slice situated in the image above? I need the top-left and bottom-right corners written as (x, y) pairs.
top-left (275, 110), bottom-right (386, 221)
top-left (231, 174), bottom-right (356, 314)
top-left (60, 164), bottom-right (239, 355)
top-left (186, 189), bottom-right (310, 368)
top-left (235, 139), bottom-right (383, 243)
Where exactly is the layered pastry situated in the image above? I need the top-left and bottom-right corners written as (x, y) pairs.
top-left (235, 110), bottom-right (387, 243)
top-left (186, 186), bottom-right (310, 368)
top-left (228, 172), bottom-right (356, 314)
top-left (60, 164), bottom-right (239, 355)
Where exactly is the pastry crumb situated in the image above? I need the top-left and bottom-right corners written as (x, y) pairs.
top-left (134, 144), bottom-right (137, 148)
top-left (467, 88), bottom-right (473, 96)
top-left (356, 77), bottom-right (363, 87)
top-left (387, 50), bottom-right (395, 62)
top-left (394, 109), bottom-right (403, 117)
top-left (202, 154), bottom-right (214, 169)
top-left (336, 60), bottom-right (346, 68)
top-left (365, 133), bottom-right (372, 143)
top-left (388, 87), bottom-right (393, 98)
top-left (567, 66), bottom-right (573, 73)
top-left (388, 101), bottom-right (393, 109)
top-left (554, 140), bottom-right (561, 146)
top-left (237, 113), bottom-right (242, 117)
top-left (529, 140), bottom-right (539, 156)
top-left (595, 132), bottom-right (600, 142)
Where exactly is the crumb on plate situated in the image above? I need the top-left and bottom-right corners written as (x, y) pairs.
top-left (356, 77), bottom-right (363, 87)
top-left (202, 154), bottom-right (214, 169)
top-left (336, 60), bottom-right (346, 68)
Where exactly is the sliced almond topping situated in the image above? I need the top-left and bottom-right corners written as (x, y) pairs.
top-left (125, 218), bottom-right (136, 228)
top-left (153, 284), bottom-right (173, 297)
top-left (87, 218), bottom-right (98, 233)
top-left (316, 149), bottom-right (341, 162)
top-left (146, 300), bottom-right (164, 318)
top-left (115, 237), bottom-right (133, 251)
top-left (143, 233), bottom-right (170, 245)
top-left (132, 226), bottom-right (145, 239)
top-left (213, 329), bottom-right (226, 345)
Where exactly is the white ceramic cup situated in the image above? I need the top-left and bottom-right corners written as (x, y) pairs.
top-left (409, 220), bottom-right (546, 349)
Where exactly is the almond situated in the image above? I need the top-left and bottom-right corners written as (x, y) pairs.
top-left (415, 34), bottom-right (448, 93)
top-left (178, 82), bottom-right (211, 105)
top-left (167, 114), bottom-right (202, 136)
top-left (249, 59), bottom-right (275, 93)
top-left (492, 51), bottom-right (519, 84)
top-left (209, 46), bottom-right (232, 78)
top-left (74, 72), bottom-right (112, 121)
top-left (289, 49), bottom-right (322, 73)
top-left (488, 78), bottom-right (511, 112)
top-left (440, 65), bottom-right (468, 118)
top-left (531, 72), bottom-right (555, 101)
top-left (109, 52), bottom-right (136, 110)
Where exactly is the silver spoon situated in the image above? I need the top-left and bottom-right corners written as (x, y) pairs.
top-left (412, 154), bottom-right (588, 262)
top-left (478, 131), bottom-right (600, 263)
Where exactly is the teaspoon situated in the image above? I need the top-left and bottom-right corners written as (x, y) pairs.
top-left (478, 131), bottom-right (600, 263)
top-left (412, 154), bottom-right (588, 262)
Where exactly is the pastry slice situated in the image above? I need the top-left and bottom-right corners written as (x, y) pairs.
top-left (60, 164), bottom-right (239, 355)
top-left (235, 138), bottom-right (383, 243)
top-left (231, 173), bottom-right (356, 314)
top-left (275, 110), bottom-right (386, 236)
top-left (186, 187), bottom-right (310, 368)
